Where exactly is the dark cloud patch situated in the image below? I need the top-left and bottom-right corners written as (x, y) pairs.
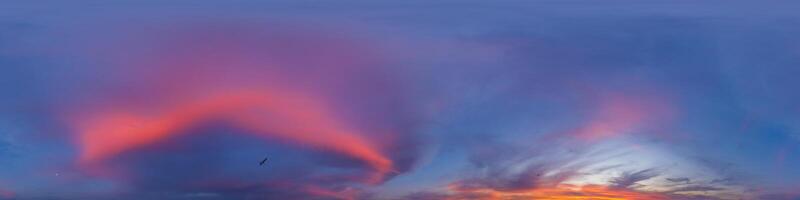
top-left (666, 177), bottom-right (691, 184)
top-left (609, 169), bottom-right (660, 189)
top-left (709, 178), bottom-right (736, 186)
top-left (452, 163), bottom-right (556, 192)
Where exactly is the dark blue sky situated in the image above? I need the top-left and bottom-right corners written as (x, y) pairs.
top-left (1, 1), bottom-right (799, 200)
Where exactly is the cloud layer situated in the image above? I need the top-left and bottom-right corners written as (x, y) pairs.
top-left (1, 1), bottom-right (800, 200)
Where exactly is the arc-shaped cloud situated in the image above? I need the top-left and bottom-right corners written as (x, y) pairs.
top-left (74, 89), bottom-right (393, 183)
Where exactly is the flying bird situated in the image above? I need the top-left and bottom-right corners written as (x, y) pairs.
top-left (259, 157), bottom-right (268, 166)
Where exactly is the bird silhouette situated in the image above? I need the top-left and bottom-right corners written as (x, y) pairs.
top-left (259, 157), bottom-right (268, 166)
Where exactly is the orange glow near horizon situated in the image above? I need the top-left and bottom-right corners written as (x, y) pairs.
top-left (74, 89), bottom-right (393, 183)
top-left (446, 184), bottom-right (669, 200)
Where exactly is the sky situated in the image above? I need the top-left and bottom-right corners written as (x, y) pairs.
top-left (1, 1), bottom-right (800, 200)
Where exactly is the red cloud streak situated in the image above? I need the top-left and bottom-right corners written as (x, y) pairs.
top-left (74, 89), bottom-right (393, 184)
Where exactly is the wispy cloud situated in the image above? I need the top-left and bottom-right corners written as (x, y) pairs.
top-left (609, 169), bottom-right (660, 189)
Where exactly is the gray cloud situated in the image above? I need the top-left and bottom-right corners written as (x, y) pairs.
top-left (609, 169), bottom-right (660, 189)
top-left (666, 177), bottom-right (691, 184)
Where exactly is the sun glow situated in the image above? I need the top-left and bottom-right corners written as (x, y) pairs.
top-left (447, 184), bottom-right (669, 200)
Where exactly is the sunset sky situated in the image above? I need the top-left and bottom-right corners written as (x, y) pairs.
top-left (1, 1), bottom-right (800, 200)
